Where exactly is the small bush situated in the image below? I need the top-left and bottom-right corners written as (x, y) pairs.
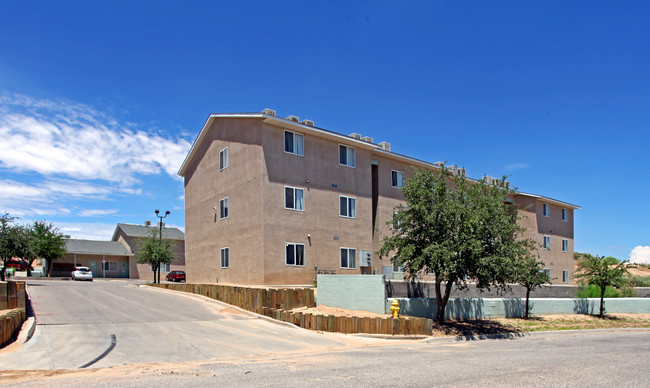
top-left (629, 276), bottom-right (650, 287)
top-left (577, 284), bottom-right (636, 298)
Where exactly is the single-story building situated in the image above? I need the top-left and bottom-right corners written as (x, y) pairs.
top-left (56, 239), bottom-right (135, 278)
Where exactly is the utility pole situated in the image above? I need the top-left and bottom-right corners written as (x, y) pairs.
top-left (154, 209), bottom-right (170, 284)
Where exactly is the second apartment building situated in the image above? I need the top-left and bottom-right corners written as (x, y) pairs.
top-left (179, 109), bottom-right (579, 285)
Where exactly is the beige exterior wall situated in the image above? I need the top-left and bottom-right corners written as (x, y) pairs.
top-left (182, 115), bottom-right (577, 286)
top-left (60, 253), bottom-right (131, 278)
top-left (184, 118), bottom-right (265, 284)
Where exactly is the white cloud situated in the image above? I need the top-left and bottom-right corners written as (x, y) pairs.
top-left (53, 222), bottom-right (117, 240)
top-left (629, 246), bottom-right (650, 264)
top-left (505, 163), bottom-right (530, 171)
top-left (78, 209), bottom-right (118, 217)
top-left (0, 91), bottom-right (192, 185)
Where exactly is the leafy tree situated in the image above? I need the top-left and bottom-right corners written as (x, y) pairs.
top-left (0, 213), bottom-right (20, 281)
top-left (11, 224), bottom-right (37, 276)
top-left (513, 256), bottom-right (550, 319)
top-left (31, 221), bottom-right (67, 277)
top-left (379, 167), bottom-right (532, 323)
top-left (136, 231), bottom-right (174, 284)
top-left (573, 254), bottom-right (630, 317)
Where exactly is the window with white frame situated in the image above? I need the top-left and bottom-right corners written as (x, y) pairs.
top-left (561, 208), bottom-right (568, 221)
top-left (562, 239), bottom-right (569, 252)
top-left (160, 263), bottom-right (170, 272)
top-left (284, 186), bottom-right (304, 211)
top-left (543, 235), bottom-right (551, 249)
top-left (220, 197), bottom-right (229, 219)
top-left (340, 248), bottom-right (356, 269)
top-left (544, 268), bottom-right (551, 278)
top-left (284, 130), bottom-right (304, 155)
top-left (562, 270), bottom-right (569, 283)
top-left (285, 243), bottom-right (305, 266)
top-left (542, 203), bottom-right (550, 217)
top-left (339, 145), bottom-right (355, 167)
top-left (103, 261), bottom-right (118, 271)
top-left (221, 247), bottom-right (229, 268)
top-left (392, 263), bottom-right (404, 273)
top-left (339, 196), bottom-right (356, 218)
top-left (219, 147), bottom-right (228, 170)
top-left (392, 170), bottom-right (404, 188)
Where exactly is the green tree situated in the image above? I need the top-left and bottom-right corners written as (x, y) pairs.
top-left (0, 213), bottom-right (20, 281)
top-left (11, 224), bottom-right (38, 277)
top-left (573, 254), bottom-right (630, 317)
top-left (136, 231), bottom-right (174, 284)
top-left (514, 255), bottom-right (550, 319)
top-left (31, 221), bottom-right (67, 277)
top-left (379, 168), bottom-right (531, 323)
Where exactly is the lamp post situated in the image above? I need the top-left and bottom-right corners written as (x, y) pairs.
top-left (154, 209), bottom-right (170, 284)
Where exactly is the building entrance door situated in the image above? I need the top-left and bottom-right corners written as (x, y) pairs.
top-left (120, 262), bottom-right (129, 278)
top-left (88, 261), bottom-right (98, 277)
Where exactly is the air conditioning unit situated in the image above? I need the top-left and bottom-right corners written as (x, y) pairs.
top-left (434, 161), bottom-right (445, 168)
top-left (447, 165), bottom-right (458, 175)
top-left (301, 119), bottom-right (314, 127)
top-left (261, 108), bottom-right (276, 116)
top-left (349, 133), bottom-right (362, 139)
top-left (457, 167), bottom-right (466, 177)
top-left (362, 136), bottom-right (374, 144)
top-left (378, 141), bottom-right (391, 151)
top-left (286, 115), bottom-right (300, 122)
top-left (360, 250), bottom-right (372, 267)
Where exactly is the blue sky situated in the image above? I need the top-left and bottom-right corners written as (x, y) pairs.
top-left (0, 1), bottom-right (649, 263)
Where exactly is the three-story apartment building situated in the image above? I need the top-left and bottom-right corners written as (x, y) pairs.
top-left (179, 109), bottom-right (579, 285)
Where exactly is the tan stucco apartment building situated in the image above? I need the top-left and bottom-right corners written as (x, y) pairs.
top-left (179, 109), bottom-right (579, 286)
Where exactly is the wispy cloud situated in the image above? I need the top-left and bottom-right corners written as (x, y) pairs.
top-left (0, 91), bottom-right (192, 185)
top-left (78, 209), bottom-right (118, 217)
top-left (505, 163), bottom-right (530, 171)
top-left (53, 221), bottom-right (118, 240)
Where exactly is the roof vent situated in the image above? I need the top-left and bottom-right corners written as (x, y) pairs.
top-left (262, 108), bottom-right (276, 116)
top-left (378, 141), bottom-right (391, 151)
top-left (287, 115), bottom-right (300, 122)
top-left (145, 220), bottom-right (151, 226)
top-left (301, 119), bottom-right (314, 127)
top-left (362, 136), bottom-right (374, 144)
top-left (349, 133), bottom-right (362, 140)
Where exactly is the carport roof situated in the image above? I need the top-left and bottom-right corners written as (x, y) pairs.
top-left (65, 239), bottom-right (134, 256)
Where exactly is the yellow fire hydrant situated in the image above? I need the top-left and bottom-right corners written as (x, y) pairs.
top-left (389, 298), bottom-right (400, 318)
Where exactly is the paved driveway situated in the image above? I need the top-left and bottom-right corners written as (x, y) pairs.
top-left (0, 279), bottom-right (382, 370)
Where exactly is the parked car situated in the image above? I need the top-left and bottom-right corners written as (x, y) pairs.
top-left (166, 270), bottom-right (186, 282)
top-left (71, 266), bottom-right (93, 281)
top-left (6, 259), bottom-right (34, 271)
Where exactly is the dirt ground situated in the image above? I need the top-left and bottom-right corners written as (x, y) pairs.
top-left (290, 305), bottom-right (390, 318)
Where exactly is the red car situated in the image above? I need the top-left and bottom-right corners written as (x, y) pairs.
top-left (166, 270), bottom-right (186, 282)
top-left (6, 259), bottom-right (34, 271)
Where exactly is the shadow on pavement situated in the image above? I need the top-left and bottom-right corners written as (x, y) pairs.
top-left (434, 320), bottom-right (526, 340)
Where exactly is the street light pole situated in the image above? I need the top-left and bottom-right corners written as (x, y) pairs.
top-left (154, 209), bottom-right (170, 284)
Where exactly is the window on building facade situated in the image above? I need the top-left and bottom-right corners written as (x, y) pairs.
top-left (160, 263), bottom-right (170, 272)
top-left (562, 239), bottom-right (569, 252)
top-left (562, 270), bottom-right (569, 283)
top-left (392, 170), bottom-right (404, 188)
top-left (543, 235), bottom-right (551, 249)
top-left (542, 203), bottom-right (550, 217)
top-left (219, 147), bottom-right (228, 170)
top-left (220, 197), bottom-right (229, 219)
top-left (340, 248), bottom-right (356, 269)
top-left (103, 261), bottom-right (118, 271)
top-left (284, 131), bottom-right (304, 155)
top-left (339, 145), bottom-right (356, 167)
top-left (561, 208), bottom-right (568, 221)
top-left (285, 243), bottom-right (305, 266)
top-left (339, 196), bottom-right (356, 218)
top-left (284, 186), bottom-right (305, 211)
top-left (221, 247), bottom-right (229, 268)
top-left (392, 263), bottom-right (404, 273)
top-left (544, 268), bottom-right (551, 278)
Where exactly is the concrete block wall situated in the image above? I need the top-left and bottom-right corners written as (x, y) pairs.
top-left (389, 297), bottom-right (650, 320)
top-left (317, 274), bottom-right (386, 314)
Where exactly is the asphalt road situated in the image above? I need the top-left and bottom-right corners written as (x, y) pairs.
top-left (0, 279), bottom-right (383, 369)
top-left (1, 279), bottom-right (649, 387)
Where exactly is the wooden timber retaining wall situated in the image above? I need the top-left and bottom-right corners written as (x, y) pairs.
top-left (0, 281), bottom-right (27, 347)
top-left (152, 283), bottom-right (433, 336)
